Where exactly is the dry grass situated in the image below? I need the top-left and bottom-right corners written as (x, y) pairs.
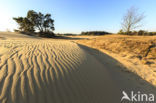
top-left (76, 35), bottom-right (156, 66)
top-left (75, 34), bottom-right (156, 86)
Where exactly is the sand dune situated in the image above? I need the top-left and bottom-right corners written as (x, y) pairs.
top-left (0, 33), bottom-right (156, 103)
top-left (0, 39), bottom-right (88, 103)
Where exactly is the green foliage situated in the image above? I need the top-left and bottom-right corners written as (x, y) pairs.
top-left (13, 10), bottom-right (55, 37)
top-left (118, 29), bottom-right (125, 35)
top-left (137, 30), bottom-right (146, 35)
top-left (118, 29), bottom-right (156, 36)
top-left (148, 32), bottom-right (156, 36)
top-left (81, 31), bottom-right (111, 35)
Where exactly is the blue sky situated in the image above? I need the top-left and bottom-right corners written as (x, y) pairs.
top-left (0, 0), bottom-right (156, 33)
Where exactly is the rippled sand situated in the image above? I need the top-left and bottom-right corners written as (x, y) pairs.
top-left (0, 33), bottom-right (155, 103)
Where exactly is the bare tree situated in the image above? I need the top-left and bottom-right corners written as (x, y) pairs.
top-left (122, 7), bottom-right (145, 34)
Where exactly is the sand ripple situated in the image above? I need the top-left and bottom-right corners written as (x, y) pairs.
top-left (0, 40), bottom-right (89, 103)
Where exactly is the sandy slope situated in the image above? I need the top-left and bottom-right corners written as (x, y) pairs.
top-left (0, 33), bottom-right (156, 103)
top-left (0, 39), bottom-right (86, 103)
top-left (76, 35), bottom-right (156, 86)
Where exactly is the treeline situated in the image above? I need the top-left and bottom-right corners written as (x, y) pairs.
top-left (118, 30), bottom-right (156, 36)
top-left (13, 10), bottom-right (55, 37)
top-left (81, 31), bottom-right (111, 35)
top-left (56, 33), bottom-right (77, 36)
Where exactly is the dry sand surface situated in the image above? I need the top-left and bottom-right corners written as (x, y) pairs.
top-left (75, 35), bottom-right (156, 86)
top-left (0, 33), bottom-right (156, 103)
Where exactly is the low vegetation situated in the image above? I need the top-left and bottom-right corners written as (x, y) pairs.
top-left (76, 35), bottom-right (156, 66)
top-left (118, 30), bottom-right (156, 36)
top-left (75, 35), bottom-right (156, 87)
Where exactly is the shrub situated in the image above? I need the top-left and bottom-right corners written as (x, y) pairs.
top-left (137, 30), bottom-right (146, 35)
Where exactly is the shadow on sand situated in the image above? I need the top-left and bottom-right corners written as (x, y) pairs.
top-left (77, 44), bottom-right (156, 103)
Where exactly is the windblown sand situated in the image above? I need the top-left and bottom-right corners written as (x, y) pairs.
top-left (0, 33), bottom-right (156, 103)
top-left (0, 39), bottom-right (89, 103)
top-left (0, 33), bottom-right (120, 103)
